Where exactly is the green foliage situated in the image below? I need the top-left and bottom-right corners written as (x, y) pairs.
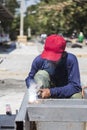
top-left (5, 0), bottom-right (19, 15)
top-left (3, 0), bottom-right (87, 40)
top-left (10, 16), bottom-right (20, 40)
top-left (1, 0), bottom-right (20, 40)
top-left (24, 0), bottom-right (87, 36)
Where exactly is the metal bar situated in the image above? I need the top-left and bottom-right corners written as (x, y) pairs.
top-left (15, 122), bottom-right (23, 130)
top-left (15, 94), bottom-right (87, 130)
top-left (15, 91), bottom-right (29, 130)
top-left (27, 99), bottom-right (87, 122)
top-left (0, 115), bottom-right (16, 129)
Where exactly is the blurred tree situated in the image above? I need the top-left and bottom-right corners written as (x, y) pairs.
top-left (7, 0), bottom-right (87, 39)
top-left (25, 0), bottom-right (87, 36)
top-left (5, 0), bottom-right (19, 15)
top-left (5, 0), bottom-right (20, 40)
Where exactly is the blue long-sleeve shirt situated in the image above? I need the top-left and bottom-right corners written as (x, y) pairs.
top-left (25, 52), bottom-right (82, 98)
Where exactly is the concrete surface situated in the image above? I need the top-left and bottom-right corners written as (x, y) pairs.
top-left (0, 41), bottom-right (39, 114)
top-left (0, 40), bottom-right (87, 114)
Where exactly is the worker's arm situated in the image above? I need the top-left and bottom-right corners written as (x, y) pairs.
top-left (25, 55), bottom-right (43, 88)
top-left (82, 86), bottom-right (87, 98)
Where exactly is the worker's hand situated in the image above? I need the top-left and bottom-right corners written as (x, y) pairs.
top-left (82, 86), bottom-right (87, 98)
top-left (38, 88), bottom-right (51, 99)
top-left (82, 88), bottom-right (84, 98)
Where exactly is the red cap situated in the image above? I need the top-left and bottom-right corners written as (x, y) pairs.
top-left (41, 34), bottom-right (66, 61)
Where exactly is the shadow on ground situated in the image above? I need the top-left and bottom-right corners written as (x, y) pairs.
top-left (0, 42), bottom-right (16, 54)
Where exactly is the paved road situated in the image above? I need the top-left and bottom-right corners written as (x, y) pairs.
top-left (0, 42), bottom-right (39, 114)
top-left (0, 41), bottom-right (87, 114)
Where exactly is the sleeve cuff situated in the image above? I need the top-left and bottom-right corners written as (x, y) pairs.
top-left (50, 88), bottom-right (58, 97)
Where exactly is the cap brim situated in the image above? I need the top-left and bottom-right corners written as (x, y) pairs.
top-left (41, 50), bottom-right (62, 61)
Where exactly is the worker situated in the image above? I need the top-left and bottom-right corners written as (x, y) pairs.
top-left (25, 34), bottom-right (82, 99)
